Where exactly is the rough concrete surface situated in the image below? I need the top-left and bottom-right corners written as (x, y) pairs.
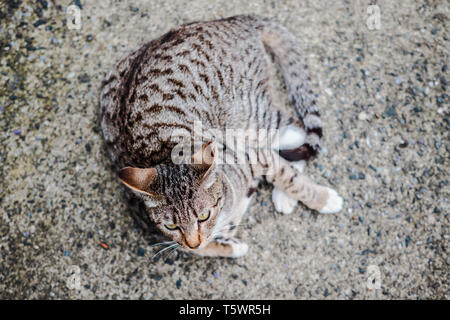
top-left (0, 0), bottom-right (448, 299)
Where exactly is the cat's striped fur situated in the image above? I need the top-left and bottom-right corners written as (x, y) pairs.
top-left (99, 15), bottom-right (342, 258)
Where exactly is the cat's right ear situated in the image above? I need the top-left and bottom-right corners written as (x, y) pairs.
top-left (118, 167), bottom-right (163, 205)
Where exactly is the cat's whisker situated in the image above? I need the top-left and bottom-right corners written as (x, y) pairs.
top-left (219, 223), bottom-right (252, 233)
top-left (148, 240), bottom-right (175, 248)
top-left (164, 245), bottom-right (179, 259)
top-left (208, 222), bottom-right (253, 241)
top-left (152, 243), bottom-right (179, 259)
top-left (228, 223), bottom-right (252, 229)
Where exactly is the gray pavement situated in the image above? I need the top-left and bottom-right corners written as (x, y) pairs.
top-left (0, 0), bottom-right (448, 299)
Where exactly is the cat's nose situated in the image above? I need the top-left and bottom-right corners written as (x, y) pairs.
top-left (185, 233), bottom-right (201, 249)
top-left (187, 242), bottom-right (200, 249)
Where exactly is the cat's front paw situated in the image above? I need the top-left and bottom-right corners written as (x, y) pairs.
top-left (272, 187), bottom-right (298, 214)
top-left (195, 238), bottom-right (248, 258)
top-left (230, 241), bottom-right (249, 258)
top-left (319, 188), bottom-right (343, 214)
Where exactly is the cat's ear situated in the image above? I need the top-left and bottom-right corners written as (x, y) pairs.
top-left (191, 141), bottom-right (217, 186)
top-left (191, 141), bottom-right (215, 169)
top-left (118, 167), bottom-right (163, 204)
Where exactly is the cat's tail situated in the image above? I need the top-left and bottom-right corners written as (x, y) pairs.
top-left (251, 15), bottom-right (322, 160)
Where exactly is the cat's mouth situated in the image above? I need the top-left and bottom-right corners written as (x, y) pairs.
top-left (186, 243), bottom-right (201, 250)
top-left (180, 239), bottom-right (209, 251)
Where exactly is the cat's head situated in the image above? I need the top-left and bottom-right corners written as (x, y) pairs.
top-left (118, 141), bottom-right (225, 251)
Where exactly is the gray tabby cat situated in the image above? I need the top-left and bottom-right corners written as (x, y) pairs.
top-left (99, 15), bottom-right (343, 258)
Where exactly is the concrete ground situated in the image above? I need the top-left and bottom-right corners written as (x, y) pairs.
top-left (0, 0), bottom-right (448, 299)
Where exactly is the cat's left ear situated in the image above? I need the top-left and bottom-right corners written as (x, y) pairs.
top-left (191, 141), bottom-right (217, 187)
top-left (118, 167), bottom-right (163, 205)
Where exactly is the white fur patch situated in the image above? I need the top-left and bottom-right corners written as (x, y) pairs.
top-left (272, 187), bottom-right (298, 214)
top-left (320, 188), bottom-right (343, 214)
top-left (230, 241), bottom-right (249, 258)
top-left (277, 125), bottom-right (306, 150)
top-left (212, 210), bottom-right (228, 236)
top-left (292, 160), bottom-right (305, 173)
top-left (212, 197), bottom-right (251, 236)
top-left (240, 196), bottom-right (252, 212)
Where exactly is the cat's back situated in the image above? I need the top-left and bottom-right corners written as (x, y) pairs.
top-left (99, 15), bottom-right (266, 168)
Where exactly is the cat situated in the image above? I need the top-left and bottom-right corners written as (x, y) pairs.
top-left (99, 14), bottom-right (343, 258)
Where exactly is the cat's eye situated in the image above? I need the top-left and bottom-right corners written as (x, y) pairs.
top-left (165, 223), bottom-right (178, 230)
top-left (198, 211), bottom-right (210, 222)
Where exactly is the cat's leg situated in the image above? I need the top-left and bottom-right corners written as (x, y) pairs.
top-left (259, 121), bottom-right (310, 214)
top-left (272, 167), bottom-right (342, 214)
top-left (193, 238), bottom-right (249, 258)
top-left (247, 83), bottom-right (311, 214)
top-left (255, 150), bottom-right (343, 213)
top-left (272, 123), bottom-right (307, 214)
top-left (272, 186), bottom-right (298, 214)
top-left (250, 107), bottom-right (330, 214)
top-left (273, 162), bottom-right (342, 214)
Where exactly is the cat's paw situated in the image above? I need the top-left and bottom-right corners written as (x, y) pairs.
top-left (272, 187), bottom-right (298, 214)
top-left (230, 241), bottom-right (249, 258)
top-left (319, 188), bottom-right (343, 214)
